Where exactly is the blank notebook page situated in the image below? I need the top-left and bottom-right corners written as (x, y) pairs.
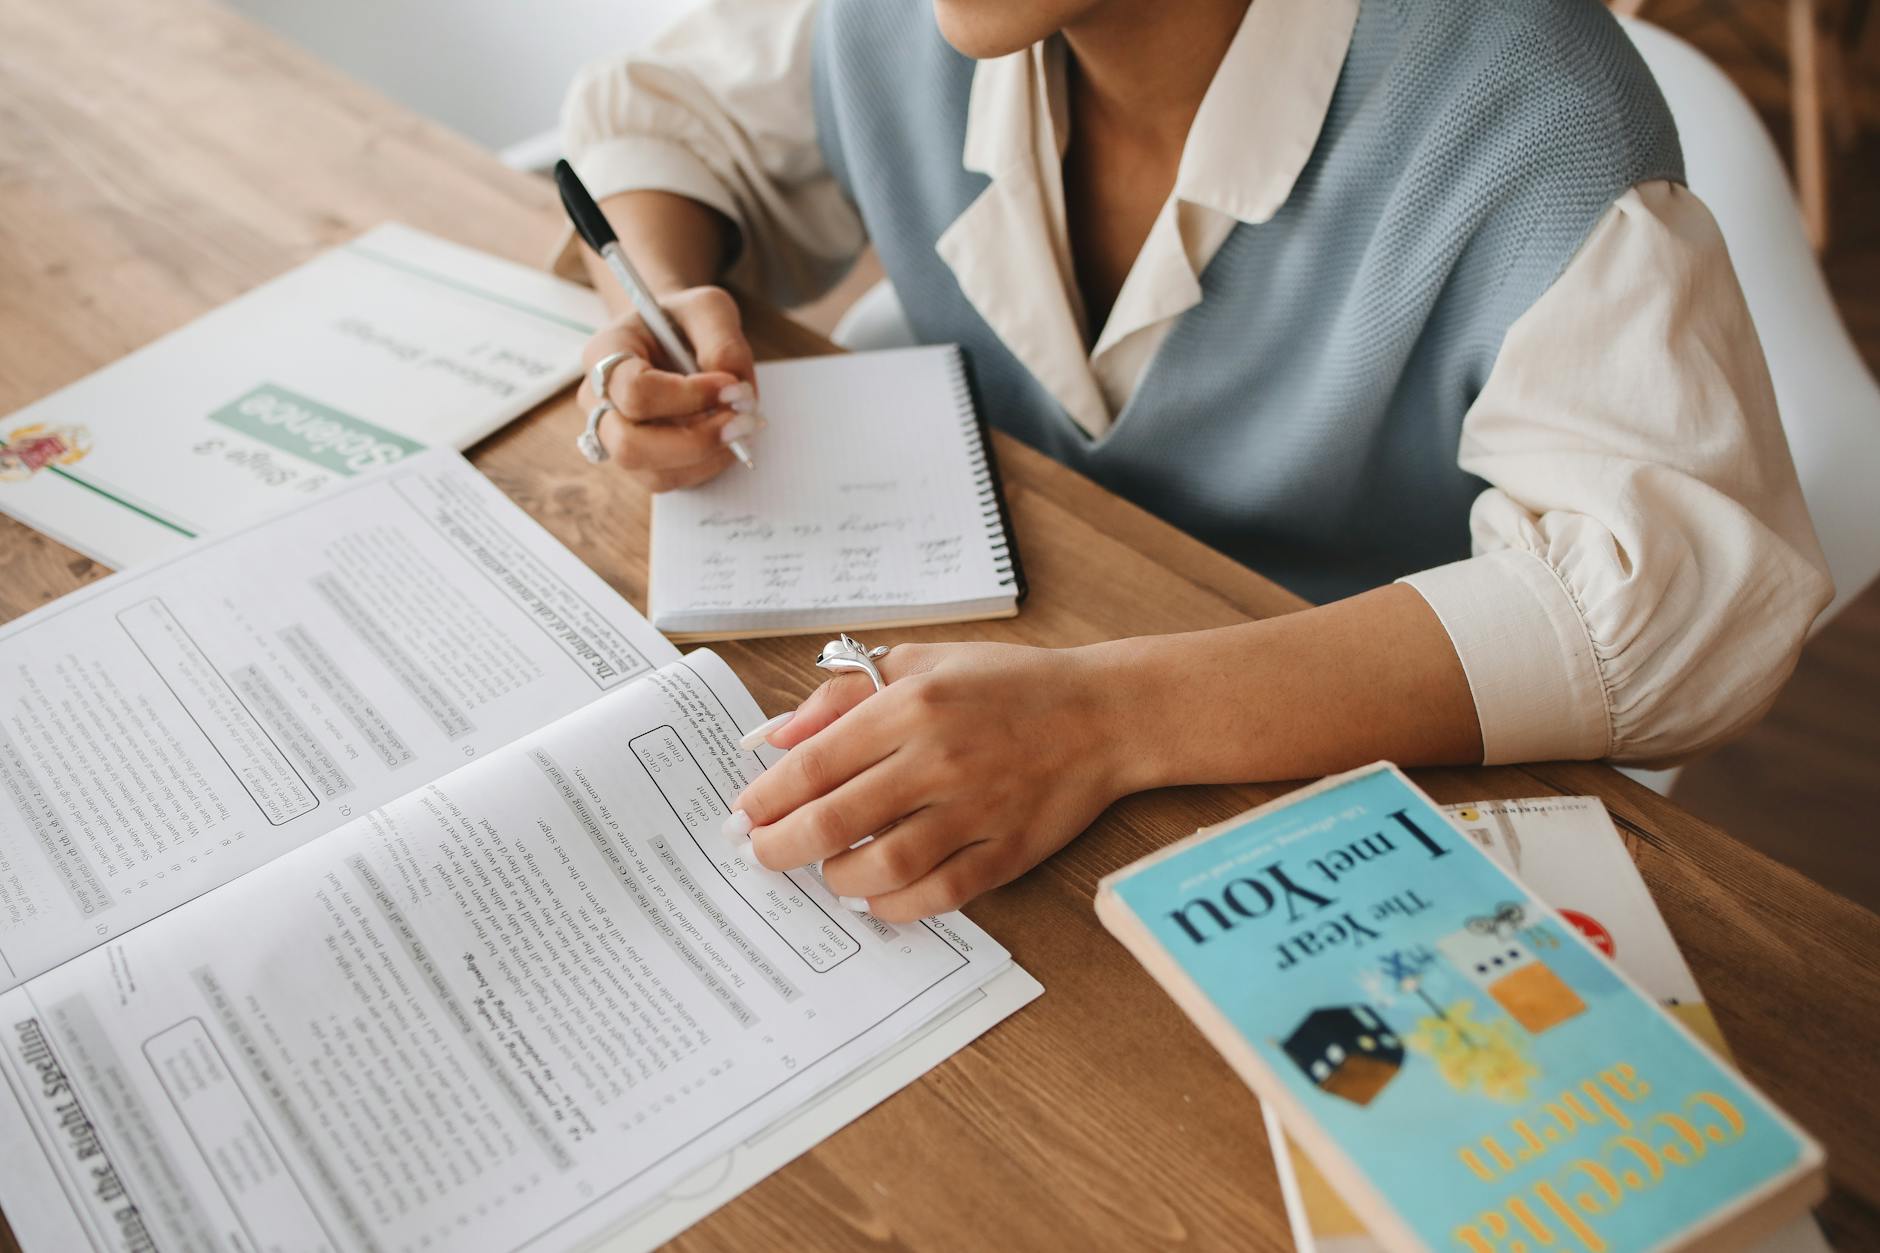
top-left (649, 345), bottom-right (1017, 637)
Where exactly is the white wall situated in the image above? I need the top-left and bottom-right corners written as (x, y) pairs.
top-left (219, 0), bottom-right (699, 154)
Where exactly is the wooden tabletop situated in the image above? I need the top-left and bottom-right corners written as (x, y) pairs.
top-left (2, 1), bottom-right (1878, 1249)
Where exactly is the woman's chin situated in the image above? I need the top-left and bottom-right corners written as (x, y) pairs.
top-left (930, 0), bottom-right (1072, 59)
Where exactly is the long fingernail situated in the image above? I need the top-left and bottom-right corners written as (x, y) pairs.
top-left (719, 382), bottom-right (754, 408)
top-left (720, 414), bottom-right (763, 445)
top-left (738, 711), bottom-right (795, 750)
top-left (839, 896), bottom-right (869, 913)
top-left (722, 810), bottom-right (752, 839)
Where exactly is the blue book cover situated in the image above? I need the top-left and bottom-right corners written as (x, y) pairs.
top-left (1095, 765), bottom-right (1824, 1253)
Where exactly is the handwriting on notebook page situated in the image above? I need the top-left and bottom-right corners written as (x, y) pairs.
top-left (648, 345), bottom-right (1020, 632)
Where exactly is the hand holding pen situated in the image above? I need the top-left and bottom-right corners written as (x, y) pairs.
top-left (556, 160), bottom-right (763, 487)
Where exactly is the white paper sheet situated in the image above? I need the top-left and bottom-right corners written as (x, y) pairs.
top-left (584, 963), bottom-right (1042, 1252)
top-left (0, 650), bottom-right (1019, 1253)
top-left (0, 224), bottom-right (605, 570)
top-left (0, 449), bottom-right (677, 990)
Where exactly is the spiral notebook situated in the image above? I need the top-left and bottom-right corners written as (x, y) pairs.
top-left (649, 345), bottom-right (1026, 640)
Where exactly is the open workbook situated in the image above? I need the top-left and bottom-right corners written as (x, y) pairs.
top-left (0, 450), bottom-right (1035, 1252)
top-left (649, 346), bottom-right (1026, 640)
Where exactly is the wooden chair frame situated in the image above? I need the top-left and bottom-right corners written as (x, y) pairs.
top-left (1612, 0), bottom-right (1873, 251)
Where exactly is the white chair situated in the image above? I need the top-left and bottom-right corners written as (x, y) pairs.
top-left (1621, 18), bottom-right (1880, 628)
top-left (1619, 18), bottom-right (1880, 793)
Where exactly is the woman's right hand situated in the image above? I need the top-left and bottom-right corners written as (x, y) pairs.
top-left (577, 285), bottom-right (763, 492)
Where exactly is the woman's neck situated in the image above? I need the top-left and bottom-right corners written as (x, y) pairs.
top-left (1056, 0), bottom-right (1249, 342)
top-left (1060, 0), bottom-right (1249, 149)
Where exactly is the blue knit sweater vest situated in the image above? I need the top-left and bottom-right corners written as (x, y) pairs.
top-left (811, 0), bottom-right (1683, 603)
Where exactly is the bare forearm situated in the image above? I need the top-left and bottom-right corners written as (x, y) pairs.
top-left (727, 585), bottom-right (1479, 919)
top-left (583, 190), bottom-right (738, 307)
top-left (1087, 583), bottom-right (1482, 792)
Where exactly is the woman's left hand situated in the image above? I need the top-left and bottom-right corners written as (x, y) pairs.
top-left (728, 641), bottom-right (1135, 923)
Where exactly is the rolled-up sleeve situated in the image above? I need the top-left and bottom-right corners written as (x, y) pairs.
top-left (1401, 181), bottom-right (1832, 767)
top-left (560, 0), bottom-right (864, 305)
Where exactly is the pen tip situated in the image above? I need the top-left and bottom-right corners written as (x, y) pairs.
top-left (732, 443), bottom-right (757, 471)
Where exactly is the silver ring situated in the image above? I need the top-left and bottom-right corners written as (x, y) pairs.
top-left (816, 634), bottom-right (892, 691)
top-left (578, 401), bottom-right (611, 464)
top-left (590, 351), bottom-right (631, 408)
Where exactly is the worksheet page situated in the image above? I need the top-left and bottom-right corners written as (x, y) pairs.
top-left (0, 651), bottom-right (1010, 1253)
top-left (0, 450), bottom-right (676, 990)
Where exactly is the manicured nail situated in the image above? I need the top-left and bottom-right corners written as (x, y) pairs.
top-left (720, 414), bottom-right (763, 445)
top-left (722, 809), bottom-right (752, 839)
top-left (839, 896), bottom-right (869, 913)
top-left (738, 711), bottom-right (795, 750)
top-left (719, 382), bottom-right (754, 407)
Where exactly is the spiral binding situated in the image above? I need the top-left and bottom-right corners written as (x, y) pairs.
top-left (944, 345), bottom-right (1028, 602)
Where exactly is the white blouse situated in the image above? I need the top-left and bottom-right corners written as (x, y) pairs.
top-left (563, 0), bottom-right (1832, 766)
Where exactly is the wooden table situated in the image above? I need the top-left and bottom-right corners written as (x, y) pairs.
top-left (2, 1), bottom-right (1877, 1249)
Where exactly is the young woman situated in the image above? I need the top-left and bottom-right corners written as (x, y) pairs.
top-left (561, 0), bottom-right (1830, 922)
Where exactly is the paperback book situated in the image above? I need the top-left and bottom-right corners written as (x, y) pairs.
top-left (1260, 795), bottom-right (1831, 1253)
top-left (1095, 765), bottom-right (1826, 1253)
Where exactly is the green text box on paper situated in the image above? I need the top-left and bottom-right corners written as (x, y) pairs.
top-left (209, 383), bottom-right (423, 476)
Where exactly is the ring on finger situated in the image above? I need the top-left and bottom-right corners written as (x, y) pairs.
top-left (590, 351), bottom-right (632, 407)
top-left (815, 633), bottom-right (893, 691)
top-left (578, 401), bottom-right (611, 465)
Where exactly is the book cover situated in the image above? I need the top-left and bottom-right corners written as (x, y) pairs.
top-left (1261, 796), bottom-right (1832, 1253)
top-left (1095, 765), bottom-right (1826, 1253)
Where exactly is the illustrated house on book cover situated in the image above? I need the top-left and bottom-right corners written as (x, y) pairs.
top-left (1281, 1006), bottom-right (1404, 1106)
top-left (1435, 926), bottom-right (1585, 1035)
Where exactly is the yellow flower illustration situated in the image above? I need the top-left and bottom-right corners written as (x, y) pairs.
top-left (1405, 998), bottom-right (1539, 1104)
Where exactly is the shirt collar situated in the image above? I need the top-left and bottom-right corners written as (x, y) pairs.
top-left (961, 0), bottom-right (1360, 224)
top-left (944, 0), bottom-right (1360, 439)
